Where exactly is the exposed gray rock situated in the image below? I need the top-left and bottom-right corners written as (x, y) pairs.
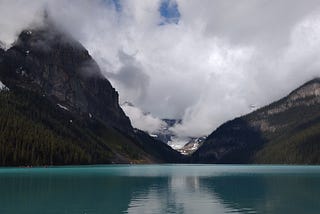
top-left (0, 23), bottom-right (132, 133)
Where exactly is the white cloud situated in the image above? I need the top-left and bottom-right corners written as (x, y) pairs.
top-left (121, 102), bottom-right (165, 134)
top-left (0, 0), bottom-right (45, 48)
top-left (2, 1), bottom-right (320, 139)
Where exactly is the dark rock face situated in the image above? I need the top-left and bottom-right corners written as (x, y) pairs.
top-left (191, 118), bottom-right (265, 163)
top-left (0, 24), bottom-right (132, 133)
top-left (0, 48), bottom-right (4, 66)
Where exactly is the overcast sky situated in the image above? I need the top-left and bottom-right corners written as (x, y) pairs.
top-left (2, 0), bottom-right (320, 138)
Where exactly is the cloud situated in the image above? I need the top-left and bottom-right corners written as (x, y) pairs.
top-left (0, 0), bottom-right (45, 48)
top-left (2, 0), bottom-right (320, 140)
top-left (121, 102), bottom-right (165, 134)
top-left (177, 0), bottom-right (320, 47)
top-left (105, 50), bottom-right (150, 104)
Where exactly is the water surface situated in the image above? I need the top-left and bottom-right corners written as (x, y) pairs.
top-left (1, 165), bottom-right (320, 214)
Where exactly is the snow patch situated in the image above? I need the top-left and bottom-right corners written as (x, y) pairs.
top-left (0, 81), bottom-right (9, 91)
top-left (167, 137), bottom-right (189, 150)
top-left (57, 104), bottom-right (69, 111)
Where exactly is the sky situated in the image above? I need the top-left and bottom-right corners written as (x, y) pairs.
top-left (2, 0), bottom-right (320, 139)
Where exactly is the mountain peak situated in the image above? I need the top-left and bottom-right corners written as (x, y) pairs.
top-left (287, 78), bottom-right (320, 101)
top-left (292, 78), bottom-right (320, 90)
top-left (0, 12), bottom-right (185, 165)
top-left (0, 24), bottom-right (132, 132)
top-left (13, 9), bottom-right (88, 56)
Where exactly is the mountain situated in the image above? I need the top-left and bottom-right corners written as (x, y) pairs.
top-left (178, 137), bottom-right (205, 155)
top-left (151, 118), bottom-right (204, 154)
top-left (120, 101), bottom-right (204, 154)
top-left (0, 20), bottom-right (183, 166)
top-left (192, 78), bottom-right (320, 164)
top-left (152, 119), bottom-right (180, 144)
top-left (1, 26), bottom-right (131, 133)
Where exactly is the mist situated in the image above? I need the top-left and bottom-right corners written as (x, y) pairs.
top-left (2, 0), bottom-right (320, 139)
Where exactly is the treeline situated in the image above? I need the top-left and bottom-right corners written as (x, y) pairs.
top-left (255, 118), bottom-right (320, 164)
top-left (0, 87), bottom-right (144, 166)
top-left (252, 97), bottom-right (320, 164)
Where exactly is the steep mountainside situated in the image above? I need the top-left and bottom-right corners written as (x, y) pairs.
top-left (192, 78), bottom-right (320, 164)
top-left (0, 21), bottom-right (183, 166)
top-left (0, 26), bottom-right (131, 133)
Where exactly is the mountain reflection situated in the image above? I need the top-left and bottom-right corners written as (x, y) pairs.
top-left (0, 173), bottom-right (161, 213)
top-left (127, 176), bottom-right (233, 214)
top-left (1, 166), bottom-right (320, 214)
top-left (127, 174), bottom-right (320, 214)
top-left (200, 174), bottom-right (320, 214)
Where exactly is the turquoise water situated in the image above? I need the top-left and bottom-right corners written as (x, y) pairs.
top-left (1, 165), bottom-right (320, 214)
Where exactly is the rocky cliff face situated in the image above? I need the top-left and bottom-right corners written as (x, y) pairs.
top-left (0, 23), bottom-right (132, 133)
top-left (193, 78), bottom-right (320, 164)
top-left (248, 79), bottom-right (320, 133)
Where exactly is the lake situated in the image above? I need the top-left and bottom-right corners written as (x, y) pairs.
top-left (1, 165), bottom-right (320, 214)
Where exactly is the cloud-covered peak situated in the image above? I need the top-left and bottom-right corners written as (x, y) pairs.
top-left (2, 0), bottom-right (320, 139)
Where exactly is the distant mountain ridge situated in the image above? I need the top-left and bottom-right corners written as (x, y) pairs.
top-left (192, 78), bottom-right (320, 164)
top-left (153, 119), bottom-right (181, 144)
top-left (151, 118), bottom-right (204, 154)
top-left (120, 101), bottom-right (204, 154)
